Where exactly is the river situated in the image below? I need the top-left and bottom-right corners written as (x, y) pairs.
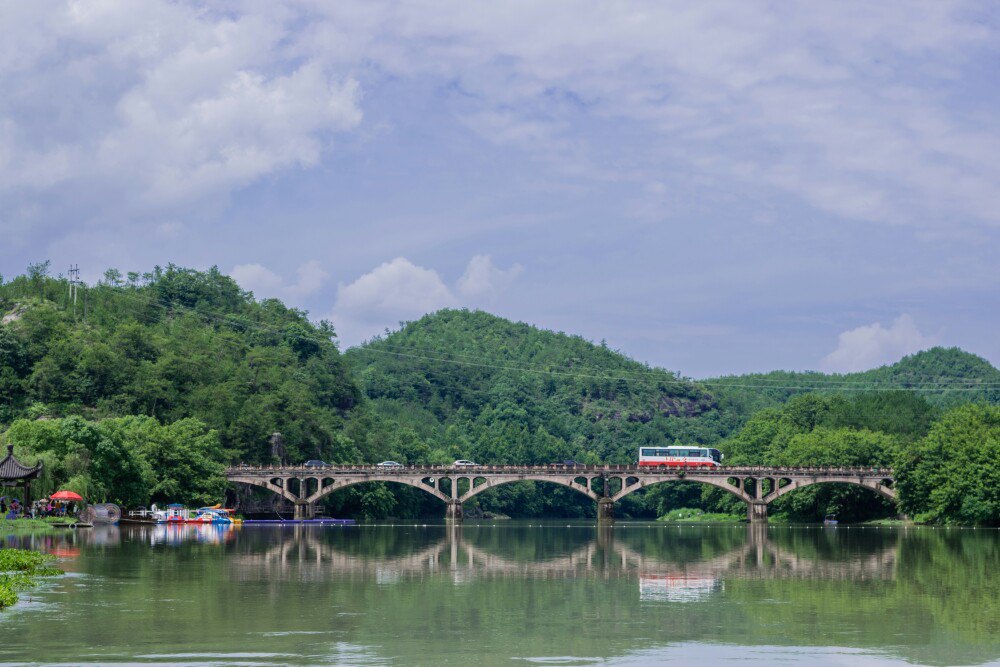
top-left (1, 522), bottom-right (998, 666)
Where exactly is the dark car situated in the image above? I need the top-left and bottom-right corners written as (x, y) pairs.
top-left (554, 459), bottom-right (585, 467)
top-left (303, 459), bottom-right (328, 468)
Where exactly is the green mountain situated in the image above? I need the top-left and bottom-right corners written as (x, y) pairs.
top-left (345, 309), bottom-right (718, 465)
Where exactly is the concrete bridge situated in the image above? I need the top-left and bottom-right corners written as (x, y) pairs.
top-left (226, 464), bottom-right (896, 523)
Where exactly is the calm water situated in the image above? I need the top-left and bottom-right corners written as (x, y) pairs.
top-left (1, 521), bottom-right (998, 666)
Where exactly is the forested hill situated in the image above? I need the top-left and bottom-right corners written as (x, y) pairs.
top-left (346, 309), bottom-right (717, 464)
top-left (0, 264), bottom-right (362, 465)
top-left (706, 347), bottom-right (1000, 418)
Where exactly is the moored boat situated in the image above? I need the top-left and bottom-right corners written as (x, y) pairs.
top-left (124, 503), bottom-right (241, 524)
top-left (188, 507), bottom-right (241, 524)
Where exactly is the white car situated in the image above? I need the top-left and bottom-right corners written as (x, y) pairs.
top-left (453, 459), bottom-right (477, 467)
top-left (377, 461), bottom-right (404, 467)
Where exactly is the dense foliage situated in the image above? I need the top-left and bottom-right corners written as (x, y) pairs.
top-left (714, 393), bottom-right (920, 521)
top-left (347, 309), bottom-right (717, 467)
top-left (0, 263), bottom-right (361, 465)
top-left (895, 404), bottom-right (1000, 525)
top-left (707, 347), bottom-right (1000, 416)
top-left (5, 415), bottom-right (226, 507)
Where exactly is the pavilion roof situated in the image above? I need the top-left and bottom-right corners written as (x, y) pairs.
top-left (0, 444), bottom-right (42, 481)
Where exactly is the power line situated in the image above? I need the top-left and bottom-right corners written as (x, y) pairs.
top-left (352, 340), bottom-right (999, 388)
top-left (15, 277), bottom-right (1000, 394)
top-left (63, 282), bottom-right (1000, 391)
top-left (355, 346), bottom-right (998, 393)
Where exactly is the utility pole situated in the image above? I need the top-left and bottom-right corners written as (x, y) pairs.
top-left (68, 264), bottom-right (80, 318)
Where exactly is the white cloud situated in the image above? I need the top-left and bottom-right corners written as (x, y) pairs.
top-left (820, 314), bottom-right (938, 373)
top-left (335, 257), bottom-right (456, 317)
top-left (399, 2), bottom-right (997, 229)
top-left (330, 255), bottom-right (524, 345)
top-left (0, 2), bottom-right (362, 229)
top-left (457, 254), bottom-right (524, 299)
top-left (230, 260), bottom-right (328, 301)
top-left (230, 263), bottom-right (284, 295)
top-left (288, 260), bottom-right (329, 299)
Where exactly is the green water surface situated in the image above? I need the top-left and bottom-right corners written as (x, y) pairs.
top-left (1, 522), bottom-right (997, 666)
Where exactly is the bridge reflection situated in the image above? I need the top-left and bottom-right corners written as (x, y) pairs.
top-left (7, 522), bottom-right (899, 594)
top-left (220, 525), bottom-right (897, 588)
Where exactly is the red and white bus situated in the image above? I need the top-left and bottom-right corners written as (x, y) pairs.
top-left (638, 446), bottom-right (723, 468)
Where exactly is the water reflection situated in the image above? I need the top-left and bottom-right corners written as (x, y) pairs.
top-left (2, 522), bottom-right (240, 552)
top-left (146, 522), bottom-right (240, 546)
top-left (0, 522), bottom-right (997, 666)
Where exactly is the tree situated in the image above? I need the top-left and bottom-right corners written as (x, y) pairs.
top-left (101, 416), bottom-right (227, 506)
top-left (27, 261), bottom-right (50, 297)
top-left (896, 404), bottom-right (1000, 525)
top-left (102, 269), bottom-right (123, 286)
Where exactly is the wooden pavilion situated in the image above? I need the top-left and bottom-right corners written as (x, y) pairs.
top-left (0, 443), bottom-right (42, 513)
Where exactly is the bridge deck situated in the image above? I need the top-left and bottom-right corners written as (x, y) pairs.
top-left (227, 464), bottom-right (893, 477)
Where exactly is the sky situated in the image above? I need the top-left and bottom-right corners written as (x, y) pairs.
top-left (1, 1), bottom-right (997, 377)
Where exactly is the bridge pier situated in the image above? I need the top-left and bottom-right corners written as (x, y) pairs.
top-left (597, 498), bottom-right (615, 525)
top-left (293, 502), bottom-right (315, 520)
top-left (748, 502), bottom-right (768, 524)
top-left (445, 501), bottom-right (463, 524)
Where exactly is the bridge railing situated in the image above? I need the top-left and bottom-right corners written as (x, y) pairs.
top-left (226, 463), bottom-right (894, 476)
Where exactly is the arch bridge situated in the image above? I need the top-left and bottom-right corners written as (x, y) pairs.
top-left (226, 464), bottom-right (896, 523)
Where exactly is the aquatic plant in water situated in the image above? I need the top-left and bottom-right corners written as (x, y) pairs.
top-left (0, 548), bottom-right (63, 609)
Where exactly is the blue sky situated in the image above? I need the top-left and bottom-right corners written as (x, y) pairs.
top-left (1, 1), bottom-right (997, 377)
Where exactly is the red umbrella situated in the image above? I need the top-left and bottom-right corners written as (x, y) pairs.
top-left (50, 490), bottom-right (83, 501)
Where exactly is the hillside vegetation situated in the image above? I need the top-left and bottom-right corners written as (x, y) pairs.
top-left (707, 347), bottom-right (1000, 419)
top-left (346, 309), bottom-right (717, 466)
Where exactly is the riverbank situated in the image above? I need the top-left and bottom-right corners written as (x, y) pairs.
top-left (0, 517), bottom-right (78, 536)
top-left (0, 548), bottom-right (62, 609)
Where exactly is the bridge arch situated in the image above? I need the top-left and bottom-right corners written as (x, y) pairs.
top-left (610, 475), bottom-right (755, 505)
top-left (457, 475), bottom-right (600, 504)
top-left (306, 476), bottom-right (451, 505)
top-left (763, 477), bottom-right (897, 504)
top-left (229, 475), bottom-right (300, 505)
